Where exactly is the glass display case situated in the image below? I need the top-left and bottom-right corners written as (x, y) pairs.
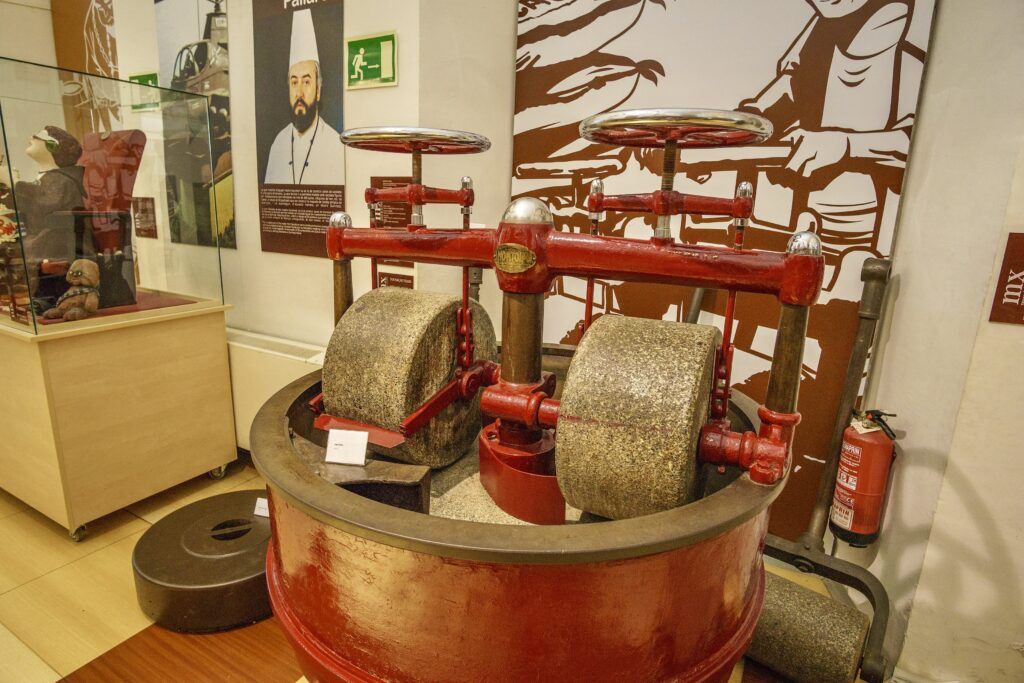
top-left (0, 58), bottom-right (237, 536)
top-left (0, 57), bottom-right (224, 334)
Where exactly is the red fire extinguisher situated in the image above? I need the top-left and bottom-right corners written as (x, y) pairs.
top-left (829, 410), bottom-right (897, 547)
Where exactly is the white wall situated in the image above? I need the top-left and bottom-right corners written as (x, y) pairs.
top-left (222, 0), bottom-right (515, 344)
top-left (0, 1), bottom-right (58, 176)
top-left (0, 0), bottom-right (55, 66)
top-left (888, 87), bottom-right (1024, 683)
top-left (847, 1), bottom-right (1024, 680)
top-left (416, 0), bottom-right (516, 315)
top-left (896, 144), bottom-right (1024, 682)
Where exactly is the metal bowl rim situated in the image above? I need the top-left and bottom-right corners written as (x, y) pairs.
top-left (251, 371), bottom-right (782, 565)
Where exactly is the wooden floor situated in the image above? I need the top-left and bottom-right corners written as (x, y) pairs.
top-left (0, 454), bottom-right (795, 682)
top-left (0, 459), bottom-right (268, 682)
top-left (64, 617), bottom-right (303, 683)
top-left (61, 615), bottom-right (784, 683)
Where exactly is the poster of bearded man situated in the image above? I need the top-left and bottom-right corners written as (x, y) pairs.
top-left (253, 2), bottom-right (345, 257)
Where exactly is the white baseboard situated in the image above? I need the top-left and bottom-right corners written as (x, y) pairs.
top-left (227, 328), bottom-right (325, 449)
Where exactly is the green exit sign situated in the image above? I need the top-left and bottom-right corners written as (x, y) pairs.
top-left (346, 31), bottom-right (398, 90)
top-left (128, 72), bottom-right (160, 111)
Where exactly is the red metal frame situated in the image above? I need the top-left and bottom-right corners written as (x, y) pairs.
top-left (399, 360), bottom-right (498, 436)
top-left (366, 183), bottom-right (474, 209)
top-left (478, 421), bottom-right (563, 525)
top-left (327, 225), bottom-right (822, 305)
top-left (320, 178), bottom-right (822, 522)
top-left (313, 412), bottom-right (407, 449)
top-left (699, 407), bottom-right (802, 485)
top-left (587, 189), bottom-right (752, 219)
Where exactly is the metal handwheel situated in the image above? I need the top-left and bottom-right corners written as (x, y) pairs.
top-left (577, 108), bottom-right (773, 323)
top-left (579, 108), bottom-right (772, 149)
top-left (339, 127), bottom-right (491, 155)
top-left (339, 127), bottom-right (491, 229)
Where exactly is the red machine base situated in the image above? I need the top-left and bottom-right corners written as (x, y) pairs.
top-left (477, 421), bottom-right (565, 525)
top-left (266, 533), bottom-right (763, 683)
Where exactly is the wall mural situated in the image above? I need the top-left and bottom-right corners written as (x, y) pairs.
top-left (512, 0), bottom-right (935, 537)
top-left (52, 0), bottom-right (121, 135)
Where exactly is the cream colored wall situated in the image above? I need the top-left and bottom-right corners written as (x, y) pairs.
top-left (0, 0), bottom-right (61, 177)
top-left (224, 0), bottom-right (424, 344)
top-left (844, 1), bottom-right (1024, 680)
top-left (416, 0), bottom-right (516, 313)
top-left (889, 117), bottom-right (1024, 681)
top-left (0, 0), bottom-right (55, 66)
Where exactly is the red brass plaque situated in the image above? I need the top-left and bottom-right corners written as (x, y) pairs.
top-left (989, 232), bottom-right (1024, 325)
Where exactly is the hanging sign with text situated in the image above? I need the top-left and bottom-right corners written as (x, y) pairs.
top-left (989, 232), bottom-right (1024, 325)
top-left (371, 175), bottom-right (413, 267)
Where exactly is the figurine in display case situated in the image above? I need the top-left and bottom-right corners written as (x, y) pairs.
top-left (79, 128), bottom-right (146, 308)
top-left (42, 258), bottom-right (100, 322)
top-left (0, 124), bottom-right (148, 317)
top-left (0, 126), bottom-right (87, 312)
top-left (0, 204), bottom-right (29, 322)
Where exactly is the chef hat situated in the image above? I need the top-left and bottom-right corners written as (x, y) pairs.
top-left (288, 9), bottom-right (320, 67)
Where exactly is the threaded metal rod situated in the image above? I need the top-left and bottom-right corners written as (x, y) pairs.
top-left (411, 150), bottom-right (424, 225)
top-left (656, 139), bottom-right (677, 238)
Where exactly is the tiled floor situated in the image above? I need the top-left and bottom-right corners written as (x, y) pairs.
top-left (0, 459), bottom-right (267, 680)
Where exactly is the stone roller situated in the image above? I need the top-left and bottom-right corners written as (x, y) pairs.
top-left (557, 315), bottom-right (870, 682)
top-left (745, 259), bottom-right (895, 683)
top-left (322, 287), bottom-right (497, 468)
top-left (749, 572), bottom-right (870, 683)
top-left (556, 314), bottom-right (720, 519)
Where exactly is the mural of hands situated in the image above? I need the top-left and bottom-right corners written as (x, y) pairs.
top-left (782, 128), bottom-right (851, 177)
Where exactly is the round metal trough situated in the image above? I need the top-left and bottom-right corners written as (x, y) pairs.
top-left (251, 371), bottom-right (783, 683)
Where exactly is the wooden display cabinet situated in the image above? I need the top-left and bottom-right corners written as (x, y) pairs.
top-left (0, 302), bottom-right (236, 539)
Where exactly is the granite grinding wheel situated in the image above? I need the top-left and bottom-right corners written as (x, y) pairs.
top-left (555, 315), bottom-right (719, 519)
top-left (132, 489), bottom-right (271, 633)
top-left (322, 287), bottom-right (497, 468)
top-left (747, 572), bottom-right (870, 683)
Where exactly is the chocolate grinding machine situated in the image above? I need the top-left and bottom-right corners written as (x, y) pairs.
top-left (251, 109), bottom-right (825, 682)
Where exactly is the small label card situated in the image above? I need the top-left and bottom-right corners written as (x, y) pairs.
top-left (253, 497), bottom-right (270, 518)
top-left (326, 429), bottom-right (369, 466)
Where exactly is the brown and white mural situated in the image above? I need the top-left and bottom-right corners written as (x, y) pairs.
top-left (52, 0), bottom-right (120, 135)
top-left (513, 0), bottom-right (935, 537)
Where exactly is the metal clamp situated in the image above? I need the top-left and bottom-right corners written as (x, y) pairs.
top-left (341, 127), bottom-right (489, 229)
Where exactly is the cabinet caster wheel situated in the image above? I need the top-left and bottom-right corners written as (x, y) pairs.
top-left (69, 525), bottom-right (87, 542)
top-left (208, 464), bottom-right (228, 480)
